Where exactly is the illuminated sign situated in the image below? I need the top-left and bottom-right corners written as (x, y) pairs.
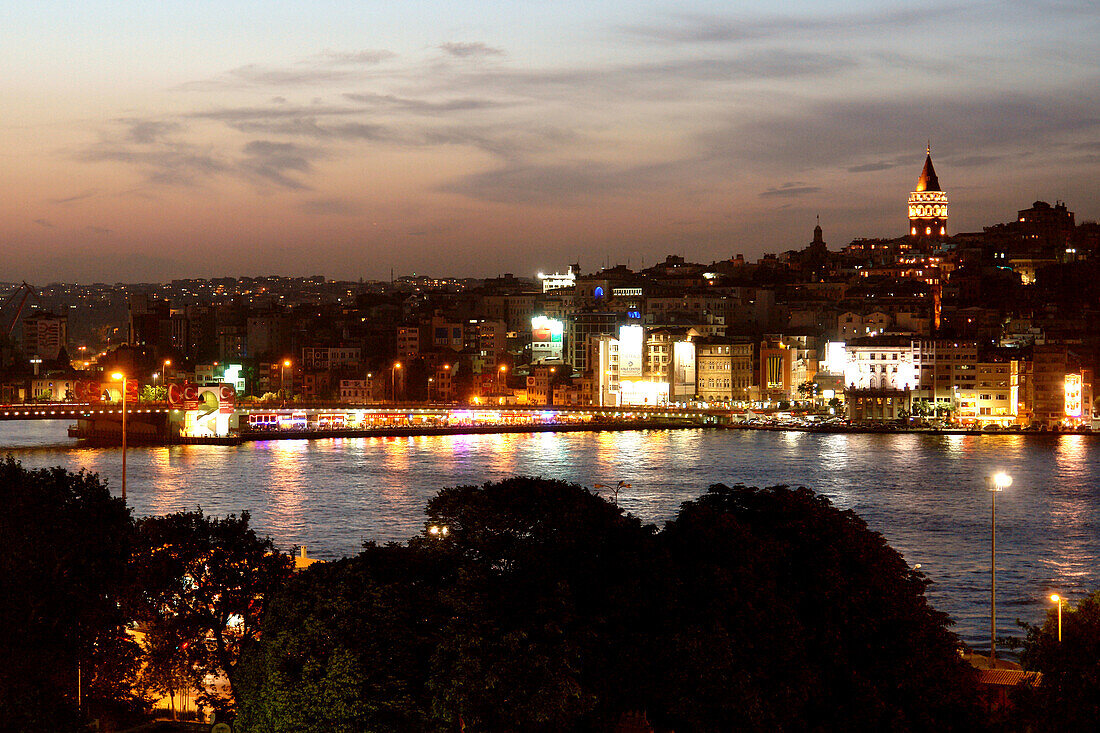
top-left (531, 316), bottom-right (564, 361)
top-left (619, 379), bottom-right (669, 406)
top-left (1065, 374), bottom-right (1082, 417)
top-left (824, 342), bottom-right (847, 375)
top-left (538, 268), bottom-right (576, 293)
top-left (168, 383), bottom-right (236, 413)
top-left (619, 325), bottom-right (644, 378)
top-left (672, 341), bottom-right (696, 397)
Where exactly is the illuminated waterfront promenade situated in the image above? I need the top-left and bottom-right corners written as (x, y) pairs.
top-left (2, 401), bottom-right (724, 444)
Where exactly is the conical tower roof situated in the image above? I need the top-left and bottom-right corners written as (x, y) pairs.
top-left (914, 147), bottom-right (941, 192)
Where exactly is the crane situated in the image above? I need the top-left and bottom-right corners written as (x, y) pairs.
top-left (1, 281), bottom-right (40, 338)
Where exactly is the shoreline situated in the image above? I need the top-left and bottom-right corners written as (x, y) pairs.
top-left (64, 418), bottom-right (1098, 445)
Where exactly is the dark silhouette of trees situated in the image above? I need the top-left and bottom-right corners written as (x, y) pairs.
top-left (1013, 590), bottom-right (1100, 727)
top-left (236, 478), bottom-right (984, 732)
top-left (0, 457), bottom-right (140, 731)
top-left (129, 510), bottom-right (293, 717)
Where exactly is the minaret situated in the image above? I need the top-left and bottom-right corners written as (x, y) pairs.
top-left (908, 144), bottom-right (948, 238)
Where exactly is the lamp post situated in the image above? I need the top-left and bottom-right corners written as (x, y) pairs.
top-left (1050, 593), bottom-right (1064, 642)
top-left (111, 372), bottom-right (128, 501)
top-left (987, 471), bottom-right (1012, 665)
top-left (391, 362), bottom-right (402, 404)
top-left (498, 364), bottom-right (508, 393)
top-left (428, 377), bottom-right (434, 404)
top-left (281, 359), bottom-right (291, 399)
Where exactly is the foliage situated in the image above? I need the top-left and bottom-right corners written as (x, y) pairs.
top-left (140, 385), bottom-right (167, 402)
top-left (130, 510), bottom-right (293, 717)
top-left (652, 484), bottom-right (983, 731)
top-left (0, 457), bottom-right (142, 731)
top-left (1013, 590), bottom-right (1100, 727)
top-left (237, 478), bottom-right (984, 732)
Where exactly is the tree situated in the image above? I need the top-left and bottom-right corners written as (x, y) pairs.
top-left (650, 484), bottom-right (984, 731)
top-left (1013, 590), bottom-right (1100, 727)
top-left (0, 457), bottom-right (142, 731)
top-left (129, 510), bottom-right (293, 717)
top-left (236, 479), bottom-right (984, 732)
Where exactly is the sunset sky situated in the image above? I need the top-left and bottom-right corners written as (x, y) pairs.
top-left (3, 1), bottom-right (1099, 282)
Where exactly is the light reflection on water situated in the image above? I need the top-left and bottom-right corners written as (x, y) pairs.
top-left (3, 421), bottom-right (1099, 649)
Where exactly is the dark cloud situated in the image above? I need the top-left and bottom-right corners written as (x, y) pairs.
top-left (79, 140), bottom-right (229, 187)
top-left (437, 157), bottom-right (687, 206)
top-left (121, 119), bottom-right (182, 143)
top-left (760, 183), bottom-right (822, 198)
top-left (225, 118), bottom-right (392, 141)
top-left (947, 154), bottom-right (1002, 167)
top-left (848, 161), bottom-right (897, 173)
top-left (621, 5), bottom-right (967, 46)
top-left (440, 42), bottom-right (504, 58)
top-left (299, 197), bottom-right (361, 216)
top-left (228, 64), bottom-right (353, 86)
top-left (187, 104), bottom-right (363, 122)
top-left (432, 49), bottom-right (854, 106)
top-left (699, 91), bottom-right (1100, 171)
top-left (315, 49), bottom-right (396, 66)
top-left (240, 140), bottom-right (320, 190)
top-left (344, 92), bottom-right (507, 115)
top-left (49, 190), bottom-right (98, 205)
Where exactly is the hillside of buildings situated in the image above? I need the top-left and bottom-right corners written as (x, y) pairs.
top-left (2, 186), bottom-right (1099, 428)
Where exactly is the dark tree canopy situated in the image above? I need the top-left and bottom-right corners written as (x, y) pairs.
top-left (237, 478), bottom-right (984, 732)
top-left (0, 457), bottom-right (138, 732)
top-left (130, 509), bottom-right (293, 716)
top-left (1014, 590), bottom-right (1100, 727)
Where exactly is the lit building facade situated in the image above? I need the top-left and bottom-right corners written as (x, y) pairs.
top-left (844, 336), bottom-right (921, 422)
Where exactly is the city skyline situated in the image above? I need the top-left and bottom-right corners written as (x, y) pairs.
top-left (4, 0), bottom-right (1099, 282)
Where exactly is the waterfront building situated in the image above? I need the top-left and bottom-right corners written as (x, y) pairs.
top-left (1029, 345), bottom-right (1094, 427)
top-left (21, 311), bottom-right (68, 361)
top-left (916, 340), bottom-right (978, 414)
top-left (567, 312), bottom-right (622, 373)
top-left (844, 336), bottom-right (921, 422)
top-left (301, 346), bottom-right (362, 370)
top-left (340, 378), bottom-right (380, 404)
top-left (695, 338), bottom-right (754, 404)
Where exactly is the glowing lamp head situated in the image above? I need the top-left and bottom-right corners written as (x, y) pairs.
top-left (394, 362), bottom-right (402, 369)
top-left (283, 359), bottom-right (291, 367)
top-left (991, 472), bottom-right (1012, 491)
top-left (111, 372), bottom-right (125, 381)
top-left (1050, 593), bottom-right (1061, 603)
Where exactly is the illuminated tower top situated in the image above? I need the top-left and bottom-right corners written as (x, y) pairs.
top-left (914, 145), bottom-right (941, 192)
top-left (908, 144), bottom-right (948, 238)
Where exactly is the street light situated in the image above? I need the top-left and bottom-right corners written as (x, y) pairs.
top-left (987, 471), bottom-right (1012, 665)
top-left (498, 364), bottom-right (508, 393)
top-left (392, 362), bottom-right (402, 404)
top-left (111, 372), bottom-right (128, 501)
top-left (427, 377), bottom-right (434, 403)
top-left (1050, 593), bottom-right (1064, 642)
top-left (281, 359), bottom-right (291, 399)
